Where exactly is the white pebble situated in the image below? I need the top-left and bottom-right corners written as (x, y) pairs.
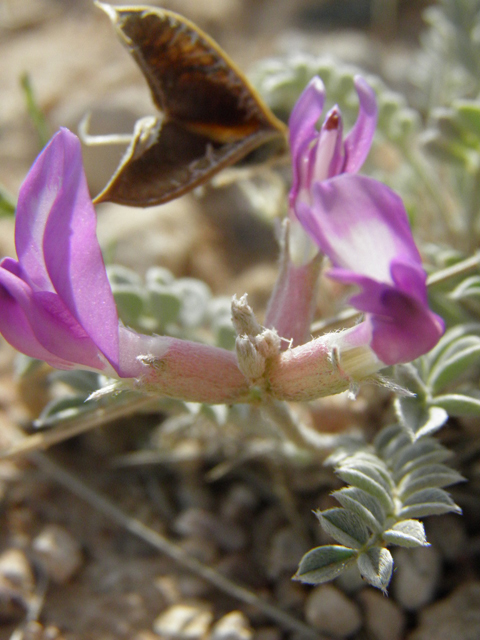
top-left (392, 547), bottom-right (441, 611)
top-left (0, 548), bottom-right (35, 620)
top-left (210, 611), bottom-right (253, 640)
top-left (32, 524), bottom-right (83, 584)
top-left (153, 603), bottom-right (213, 640)
top-left (357, 588), bottom-right (405, 640)
top-left (304, 584), bottom-right (362, 637)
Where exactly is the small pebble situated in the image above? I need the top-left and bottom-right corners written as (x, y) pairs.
top-left (32, 524), bottom-right (83, 584)
top-left (304, 584), bottom-right (362, 638)
top-left (392, 547), bottom-right (441, 611)
top-left (155, 575), bottom-right (182, 604)
top-left (179, 535), bottom-right (219, 564)
top-left (267, 526), bottom-right (310, 578)
top-left (0, 548), bottom-right (35, 621)
top-left (210, 611), bottom-right (253, 640)
top-left (408, 581), bottom-right (480, 640)
top-left (174, 508), bottom-right (247, 552)
top-left (22, 621), bottom-right (65, 640)
top-left (357, 588), bottom-right (405, 640)
top-left (153, 603), bottom-right (213, 640)
top-left (426, 515), bottom-right (467, 561)
top-left (253, 627), bottom-right (282, 640)
top-left (273, 576), bottom-right (307, 610)
top-left (220, 484), bottom-right (259, 522)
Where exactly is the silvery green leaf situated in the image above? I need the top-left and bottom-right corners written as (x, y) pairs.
top-left (395, 396), bottom-right (448, 439)
top-left (317, 508), bottom-right (369, 549)
top-left (148, 285), bottom-right (182, 328)
top-left (427, 338), bottom-right (480, 394)
top-left (357, 547), bottom-right (393, 592)
top-left (173, 279), bottom-right (211, 328)
top-left (107, 264), bottom-right (143, 286)
top-left (112, 286), bottom-right (146, 326)
top-left (394, 449), bottom-right (453, 483)
top-left (431, 393), bottom-right (480, 417)
top-left (378, 430), bottom-right (412, 461)
top-left (425, 324), bottom-right (480, 369)
top-left (392, 439), bottom-right (451, 478)
top-left (398, 464), bottom-right (465, 499)
top-left (399, 488), bottom-right (462, 518)
top-left (339, 454), bottom-right (393, 483)
top-left (35, 395), bottom-right (89, 427)
top-left (293, 545), bottom-right (356, 584)
top-left (395, 363), bottom-right (426, 398)
top-left (382, 520), bottom-right (428, 548)
top-left (332, 487), bottom-right (386, 533)
top-left (336, 465), bottom-right (394, 512)
top-left (146, 266), bottom-right (175, 286)
top-left (49, 370), bottom-right (103, 395)
top-left (449, 276), bottom-right (480, 301)
top-left (373, 423), bottom-right (405, 453)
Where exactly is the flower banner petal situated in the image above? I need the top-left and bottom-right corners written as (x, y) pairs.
top-left (342, 76), bottom-right (378, 174)
top-left (41, 129), bottom-right (120, 368)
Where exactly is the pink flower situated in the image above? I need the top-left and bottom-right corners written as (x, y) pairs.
top-left (0, 129), bottom-right (126, 373)
top-left (290, 77), bottom-right (444, 365)
top-left (0, 129), bottom-right (249, 405)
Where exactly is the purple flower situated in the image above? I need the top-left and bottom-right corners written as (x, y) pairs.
top-left (0, 129), bottom-right (253, 404)
top-left (289, 77), bottom-right (444, 365)
top-left (0, 129), bottom-right (158, 377)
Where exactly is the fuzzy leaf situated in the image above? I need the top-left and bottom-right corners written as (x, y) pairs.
top-left (112, 286), bottom-right (146, 326)
top-left (378, 430), bottom-right (412, 461)
top-left (398, 464), bottom-right (465, 499)
top-left (373, 423), bottom-right (405, 453)
top-left (427, 339), bottom-right (480, 395)
top-left (425, 324), bottom-right (480, 369)
top-left (317, 508), bottom-right (369, 549)
top-left (293, 545), bottom-right (356, 584)
top-left (332, 487), bottom-right (386, 532)
top-left (431, 393), bottom-right (480, 417)
top-left (336, 464), bottom-right (394, 512)
top-left (392, 439), bottom-right (451, 478)
top-left (148, 286), bottom-right (183, 327)
top-left (382, 520), bottom-right (428, 548)
top-left (357, 547), bottom-right (393, 592)
top-left (399, 488), bottom-right (462, 518)
top-left (395, 363), bottom-right (427, 398)
top-left (449, 276), bottom-right (480, 301)
top-left (396, 396), bottom-right (448, 439)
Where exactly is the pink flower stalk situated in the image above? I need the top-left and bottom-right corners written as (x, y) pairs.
top-left (289, 77), bottom-right (444, 366)
top-left (0, 129), bottom-right (250, 403)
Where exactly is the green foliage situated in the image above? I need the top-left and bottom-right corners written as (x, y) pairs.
top-left (251, 53), bottom-right (420, 145)
top-left (106, 264), bottom-right (236, 350)
top-left (294, 423), bottom-right (463, 592)
top-left (393, 325), bottom-right (480, 432)
top-left (415, 0), bottom-right (480, 110)
top-left (0, 185), bottom-right (16, 217)
top-left (20, 72), bottom-right (50, 149)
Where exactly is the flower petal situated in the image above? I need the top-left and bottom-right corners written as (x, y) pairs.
top-left (289, 77), bottom-right (325, 202)
top-left (342, 76), bottom-right (377, 173)
top-left (43, 129), bottom-right (120, 367)
top-left (289, 76), bottom-right (325, 161)
top-left (367, 291), bottom-right (445, 365)
top-left (300, 174), bottom-right (422, 285)
top-left (24, 129), bottom-right (120, 369)
top-left (0, 259), bottom-right (106, 369)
